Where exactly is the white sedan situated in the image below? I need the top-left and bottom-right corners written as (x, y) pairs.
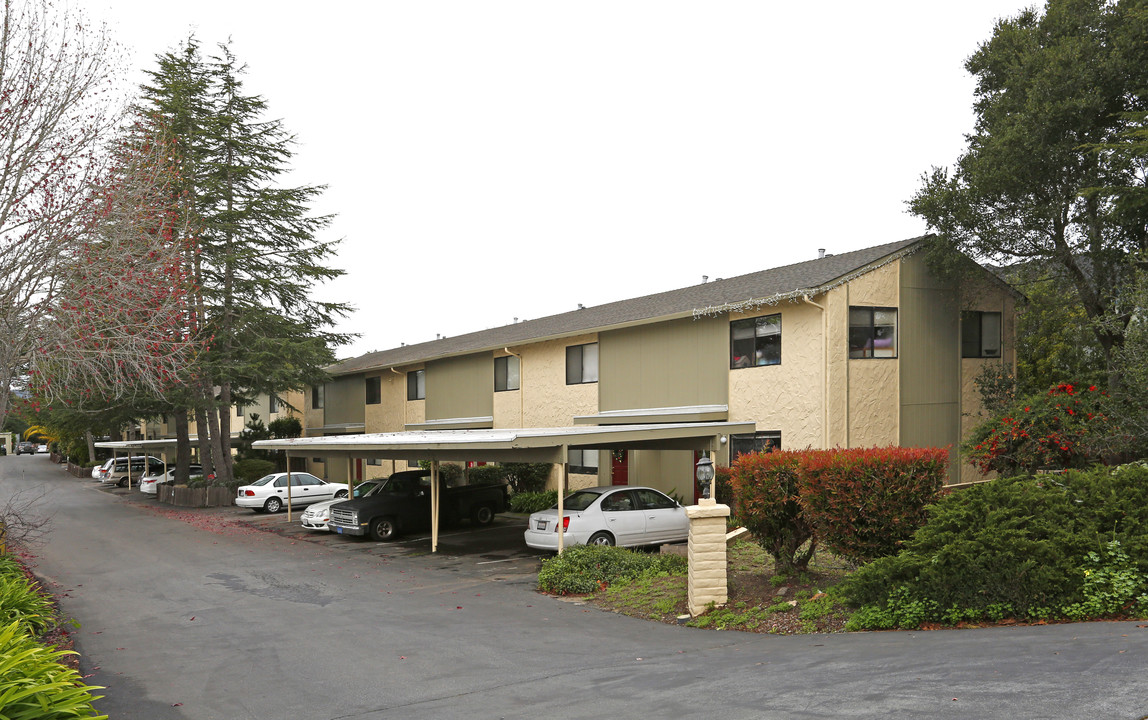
top-left (235, 472), bottom-right (348, 514)
top-left (301, 478), bottom-right (383, 531)
top-left (138, 465), bottom-right (203, 494)
top-left (524, 486), bottom-right (689, 551)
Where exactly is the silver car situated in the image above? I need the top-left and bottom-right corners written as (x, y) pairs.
top-left (524, 486), bottom-right (688, 551)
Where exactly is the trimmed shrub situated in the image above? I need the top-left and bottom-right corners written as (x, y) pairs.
top-left (509, 490), bottom-right (557, 514)
top-left (501, 463), bottom-right (552, 493)
top-left (714, 465), bottom-right (734, 506)
top-left (730, 450), bottom-right (816, 572)
top-left (536, 544), bottom-right (687, 595)
top-left (466, 465), bottom-right (507, 486)
top-left (233, 458), bottom-right (276, 483)
top-left (839, 463), bottom-right (1148, 626)
top-left (798, 446), bottom-right (947, 564)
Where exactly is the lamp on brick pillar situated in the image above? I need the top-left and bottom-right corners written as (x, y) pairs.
top-left (695, 454), bottom-right (715, 505)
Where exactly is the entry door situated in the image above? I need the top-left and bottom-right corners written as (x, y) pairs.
top-left (611, 450), bottom-right (628, 486)
top-left (354, 459), bottom-right (363, 482)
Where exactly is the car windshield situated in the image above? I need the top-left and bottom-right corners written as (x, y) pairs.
top-left (352, 480), bottom-right (381, 498)
top-left (558, 491), bottom-right (603, 512)
top-left (250, 474), bottom-right (278, 486)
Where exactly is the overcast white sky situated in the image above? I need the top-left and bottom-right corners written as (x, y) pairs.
top-left (86, 0), bottom-right (1034, 359)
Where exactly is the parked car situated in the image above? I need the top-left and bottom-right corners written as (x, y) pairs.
top-left (301, 478), bottom-right (384, 531)
top-left (235, 472), bottom-right (348, 513)
top-left (523, 485), bottom-right (689, 551)
top-left (139, 464), bottom-right (203, 495)
top-left (15, 441), bottom-right (36, 455)
top-left (93, 455), bottom-right (162, 480)
top-left (328, 469), bottom-right (509, 541)
top-left (36, 444), bottom-right (48, 454)
top-left (98, 456), bottom-right (166, 487)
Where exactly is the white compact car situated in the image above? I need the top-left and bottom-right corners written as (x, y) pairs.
top-left (524, 485), bottom-right (689, 551)
top-left (235, 472), bottom-right (348, 514)
top-left (138, 465), bottom-right (203, 494)
top-left (300, 478), bottom-right (383, 531)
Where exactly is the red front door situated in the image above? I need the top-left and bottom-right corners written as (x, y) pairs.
top-left (611, 450), bottom-right (628, 486)
top-left (354, 459), bottom-right (363, 482)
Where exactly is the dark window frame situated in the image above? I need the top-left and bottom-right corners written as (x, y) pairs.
top-left (961, 311), bottom-right (1002, 358)
top-left (730, 313), bottom-right (782, 369)
top-left (494, 356), bottom-right (520, 392)
top-left (848, 306), bottom-right (898, 359)
top-left (730, 431), bottom-right (781, 460)
top-left (565, 343), bottom-right (599, 385)
top-left (365, 376), bottom-right (382, 405)
top-left (407, 370), bottom-right (425, 401)
top-left (268, 396), bottom-right (279, 414)
top-left (311, 385), bottom-right (324, 409)
top-left (569, 448), bottom-right (599, 475)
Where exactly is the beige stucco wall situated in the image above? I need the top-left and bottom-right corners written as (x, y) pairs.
top-left (825, 261), bottom-right (900, 448)
top-left (727, 301), bottom-right (825, 451)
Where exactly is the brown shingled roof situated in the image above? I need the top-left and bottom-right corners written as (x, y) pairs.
top-left (328, 236), bottom-right (926, 376)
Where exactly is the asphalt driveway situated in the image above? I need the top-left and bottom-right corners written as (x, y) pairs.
top-left (7, 456), bottom-right (1148, 720)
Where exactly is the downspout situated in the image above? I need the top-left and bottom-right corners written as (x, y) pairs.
top-left (802, 294), bottom-right (829, 449)
top-left (504, 347), bottom-right (523, 427)
top-left (390, 367), bottom-right (404, 474)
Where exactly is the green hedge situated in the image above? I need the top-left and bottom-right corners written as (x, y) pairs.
top-left (839, 463), bottom-right (1148, 627)
top-left (509, 491), bottom-right (557, 514)
top-left (536, 545), bottom-right (687, 594)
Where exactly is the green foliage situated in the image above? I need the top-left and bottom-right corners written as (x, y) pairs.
top-left (235, 414), bottom-right (271, 462)
top-left (536, 545), bottom-right (687, 595)
top-left (729, 450), bottom-right (816, 572)
top-left (965, 383), bottom-right (1129, 475)
top-left (798, 446), bottom-right (948, 564)
top-left (509, 491), bottom-right (557, 514)
top-left (267, 416), bottom-right (302, 439)
top-left (232, 458), bottom-right (275, 483)
top-left (0, 621), bottom-right (107, 720)
top-left (714, 465), bottom-right (734, 506)
top-left (840, 464), bottom-right (1148, 627)
top-left (1062, 540), bottom-right (1148, 620)
top-left (465, 465), bottom-right (506, 486)
top-left (972, 362), bottom-right (1018, 417)
top-left (0, 559), bottom-right (53, 636)
top-left (501, 463), bottom-right (552, 494)
top-left (687, 601), bottom-right (786, 631)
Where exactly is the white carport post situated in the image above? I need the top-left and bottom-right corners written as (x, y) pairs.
top-left (430, 461), bottom-right (440, 553)
top-left (557, 450), bottom-right (567, 554)
top-left (286, 459), bottom-right (294, 521)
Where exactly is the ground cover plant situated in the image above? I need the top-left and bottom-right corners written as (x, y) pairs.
top-left (0, 553), bottom-right (106, 719)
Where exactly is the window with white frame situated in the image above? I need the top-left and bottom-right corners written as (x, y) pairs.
top-left (495, 356), bottom-right (520, 392)
top-left (407, 370), bottom-right (425, 401)
top-left (730, 314), bottom-right (781, 368)
top-left (961, 311), bottom-right (1002, 358)
top-left (566, 343), bottom-right (598, 385)
top-left (849, 306), bottom-right (898, 358)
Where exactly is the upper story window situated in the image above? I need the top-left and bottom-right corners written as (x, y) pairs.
top-left (849, 307), bottom-right (898, 358)
top-left (407, 369), bottom-right (425, 401)
top-left (569, 448), bottom-right (598, 475)
top-left (311, 384), bottom-right (324, 409)
top-left (962, 311), bottom-right (1002, 358)
top-left (730, 314), bottom-right (781, 368)
top-left (365, 376), bottom-right (382, 405)
top-left (566, 343), bottom-right (598, 385)
top-left (268, 395), bottom-right (279, 414)
top-left (236, 403), bottom-right (244, 417)
top-left (495, 356), bottom-right (520, 392)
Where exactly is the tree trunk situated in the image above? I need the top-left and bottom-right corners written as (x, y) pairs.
top-left (84, 430), bottom-right (96, 467)
top-left (218, 381), bottom-right (234, 482)
top-left (194, 387), bottom-right (214, 480)
top-left (174, 410), bottom-right (191, 484)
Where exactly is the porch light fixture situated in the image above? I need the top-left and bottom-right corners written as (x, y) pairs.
top-left (695, 455), bottom-right (715, 500)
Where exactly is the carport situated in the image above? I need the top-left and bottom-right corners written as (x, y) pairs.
top-left (252, 421), bottom-right (754, 552)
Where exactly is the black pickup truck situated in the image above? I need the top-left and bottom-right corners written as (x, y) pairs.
top-left (328, 469), bottom-right (509, 541)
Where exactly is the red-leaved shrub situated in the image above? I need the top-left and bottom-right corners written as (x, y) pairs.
top-left (797, 446), bottom-right (948, 565)
top-left (729, 450), bottom-right (817, 572)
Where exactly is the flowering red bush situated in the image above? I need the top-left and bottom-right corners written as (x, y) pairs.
top-left (965, 383), bottom-right (1124, 475)
top-left (797, 447), bottom-right (948, 564)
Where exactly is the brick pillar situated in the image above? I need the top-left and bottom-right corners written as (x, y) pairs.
top-left (686, 501), bottom-right (731, 617)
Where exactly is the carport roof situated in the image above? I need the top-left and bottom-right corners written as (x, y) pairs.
top-left (251, 421), bottom-right (756, 464)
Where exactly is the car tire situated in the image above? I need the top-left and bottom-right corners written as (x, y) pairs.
top-left (588, 531), bottom-right (615, 546)
top-left (264, 497), bottom-right (283, 513)
top-left (470, 504), bottom-right (495, 526)
top-left (370, 516), bottom-right (399, 542)
top-left (334, 490), bottom-right (348, 499)
top-left (117, 478), bottom-right (128, 488)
